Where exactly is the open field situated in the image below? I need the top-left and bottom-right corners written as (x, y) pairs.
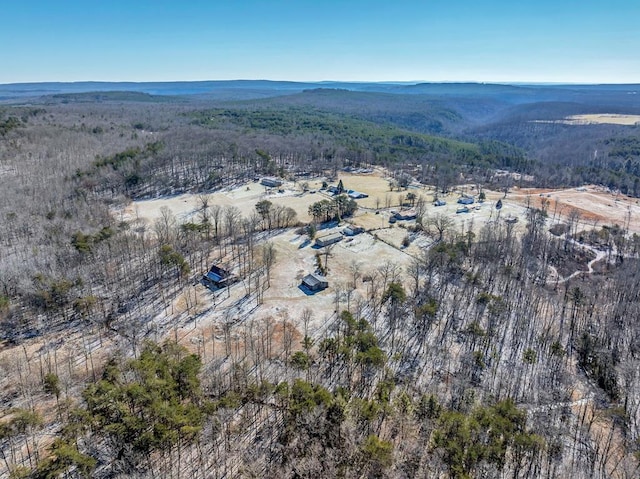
top-left (563, 114), bottom-right (640, 125)
top-left (117, 180), bottom-right (324, 224)
top-left (118, 170), bottom-right (524, 235)
top-left (116, 168), bottom-right (410, 225)
top-left (534, 114), bottom-right (640, 126)
top-left (118, 167), bottom-right (640, 253)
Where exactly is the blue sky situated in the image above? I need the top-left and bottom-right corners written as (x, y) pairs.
top-left (1, 0), bottom-right (638, 83)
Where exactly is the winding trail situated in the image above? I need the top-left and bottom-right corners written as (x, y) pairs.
top-left (546, 240), bottom-right (610, 284)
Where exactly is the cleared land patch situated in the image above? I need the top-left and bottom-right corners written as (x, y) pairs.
top-left (534, 114), bottom-right (640, 126)
top-left (508, 185), bottom-right (640, 232)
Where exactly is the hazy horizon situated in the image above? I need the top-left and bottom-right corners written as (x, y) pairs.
top-left (2, 79), bottom-right (639, 87)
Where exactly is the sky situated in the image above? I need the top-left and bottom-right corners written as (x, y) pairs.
top-left (1, 0), bottom-right (639, 84)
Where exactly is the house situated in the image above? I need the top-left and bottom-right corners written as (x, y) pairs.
top-left (327, 185), bottom-right (340, 194)
top-left (316, 232), bottom-right (343, 247)
top-left (202, 265), bottom-right (233, 288)
top-left (347, 189), bottom-right (368, 199)
top-left (343, 225), bottom-right (364, 236)
top-left (457, 197), bottom-right (474, 205)
top-left (302, 273), bottom-right (328, 292)
top-left (394, 209), bottom-right (417, 221)
top-left (261, 177), bottom-right (283, 188)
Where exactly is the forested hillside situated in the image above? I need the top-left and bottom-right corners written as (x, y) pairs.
top-left (1, 91), bottom-right (640, 478)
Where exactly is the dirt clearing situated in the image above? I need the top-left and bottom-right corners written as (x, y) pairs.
top-left (508, 185), bottom-right (640, 233)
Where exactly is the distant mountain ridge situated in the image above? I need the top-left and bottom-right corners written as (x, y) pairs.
top-left (2, 79), bottom-right (639, 103)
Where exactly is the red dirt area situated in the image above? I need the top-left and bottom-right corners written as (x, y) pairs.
top-left (508, 186), bottom-right (640, 232)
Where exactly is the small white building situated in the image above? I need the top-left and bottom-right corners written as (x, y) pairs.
top-left (343, 226), bottom-right (364, 236)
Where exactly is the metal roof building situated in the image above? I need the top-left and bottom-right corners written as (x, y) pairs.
top-left (316, 232), bottom-right (343, 247)
top-left (202, 265), bottom-right (233, 289)
top-left (260, 177), bottom-right (283, 188)
top-left (302, 273), bottom-right (328, 292)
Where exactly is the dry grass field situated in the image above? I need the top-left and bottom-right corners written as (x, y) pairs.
top-left (533, 114), bottom-right (640, 126)
top-left (119, 171), bottom-right (524, 235)
top-left (562, 114), bottom-right (640, 125)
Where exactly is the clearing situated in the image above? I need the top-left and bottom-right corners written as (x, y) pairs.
top-left (507, 185), bottom-right (640, 233)
top-left (534, 114), bottom-right (640, 126)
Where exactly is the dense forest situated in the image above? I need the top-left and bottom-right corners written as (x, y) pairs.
top-left (1, 83), bottom-right (640, 478)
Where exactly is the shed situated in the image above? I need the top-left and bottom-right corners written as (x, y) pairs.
top-left (316, 232), bottom-right (343, 247)
top-left (261, 177), bottom-right (283, 188)
top-left (302, 273), bottom-right (328, 292)
top-left (434, 199), bottom-right (447, 206)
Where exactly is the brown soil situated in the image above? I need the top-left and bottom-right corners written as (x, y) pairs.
top-left (509, 186), bottom-right (640, 233)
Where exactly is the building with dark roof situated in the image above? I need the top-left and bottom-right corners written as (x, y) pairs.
top-left (393, 209), bottom-right (417, 220)
top-left (302, 273), bottom-right (328, 292)
top-left (202, 265), bottom-right (232, 288)
top-left (261, 177), bottom-right (283, 188)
